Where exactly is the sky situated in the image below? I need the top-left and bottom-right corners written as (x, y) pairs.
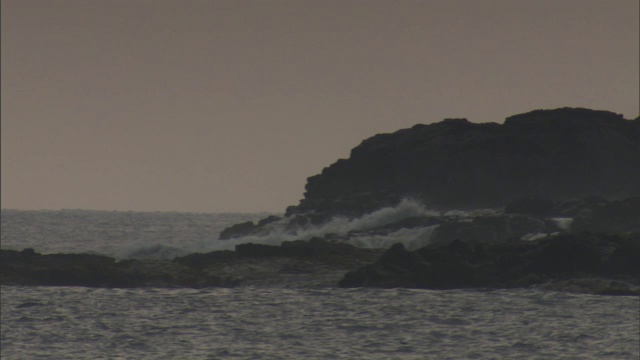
top-left (2, 0), bottom-right (639, 213)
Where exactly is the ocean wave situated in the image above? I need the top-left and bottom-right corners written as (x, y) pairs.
top-left (3, 201), bottom-right (545, 260)
top-left (112, 199), bottom-right (508, 259)
top-left (178, 199), bottom-right (444, 256)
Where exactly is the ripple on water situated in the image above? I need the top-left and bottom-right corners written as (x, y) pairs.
top-left (1, 286), bottom-right (639, 359)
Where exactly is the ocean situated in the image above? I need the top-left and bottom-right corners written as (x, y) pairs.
top-left (1, 209), bottom-right (639, 359)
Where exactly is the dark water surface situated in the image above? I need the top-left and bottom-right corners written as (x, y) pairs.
top-left (2, 286), bottom-right (638, 359)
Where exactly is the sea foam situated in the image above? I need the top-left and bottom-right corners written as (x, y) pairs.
top-left (179, 198), bottom-right (440, 256)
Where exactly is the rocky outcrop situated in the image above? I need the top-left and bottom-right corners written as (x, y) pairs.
top-left (0, 240), bottom-right (383, 288)
top-left (339, 233), bottom-right (640, 295)
top-left (288, 108), bottom-right (639, 217)
top-left (504, 196), bottom-right (640, 233)
top-left (218, 216), bottom-right (282, 240)
top-left (218, 107), bottom-right (639, 239)
top-left (4, 108), bottom-right (639, 295)
top-left (571, 197), bottom-right (640, 233)
top-left (428, 214), bottom-right (555, 246)
top-left (0, 248), bottom-right (204, 288)
top-left (218, 221), bottom-right (259, 240)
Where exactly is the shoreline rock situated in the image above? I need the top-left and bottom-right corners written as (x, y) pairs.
top-left (3, 195), bottom-right (638, 293)
top-left (0, 239), bottom-right (384, 289)
top-left (3, 108), bottom-right (639, 295)
top-left (217, 107), bottom-right (639, 239)
top-left (2, 231), bottom-right (639, 295)
top-left (338, 232), bottom-right (640, 295)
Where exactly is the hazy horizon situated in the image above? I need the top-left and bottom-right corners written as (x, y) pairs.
top-left (2, 0), bottom-right (639, 213)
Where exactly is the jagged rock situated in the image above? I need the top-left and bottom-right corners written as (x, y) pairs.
top-left (503, 196), bottom-right (640, 234)
top-left (284, 214), bottom-right (312, 232)
top-left (571, 197), bottom-right (640, 233)
top-left (429, 214), bottom-right (552, 245)
top-left (257, 215), bottom-right (281, 227)
top-left (218, 221), bottom-right (258, 240)
top-left (5, 108), bottom-right (639, 294)
top-left (553, 196), bottom-right (610, 217)
top-left (221, 108), bottom-right (639, 247)
top-left (235, 243), bottom-right (282, 257)
top-left (293, 108), bottom-right (639, 217)
top-left (339, 233), bottom-right (640, 293)
top-left (0, 249), bottom-right (126, 287)
top-left (0, 242), bottom-right (383, 289)
top-left (505, 197), bottom-right (556, 217)
top-left (284, 213), bottom-right (333, 233)
top-left (218, 216), bottom-right (284, 240)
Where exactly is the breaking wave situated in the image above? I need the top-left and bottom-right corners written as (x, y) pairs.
top-left (175, 199), bottom-right (442, 256)
top-left (1, 201), bottom-right (506, 260)
top-left (346, 225), bottom-right (440, 250)
top-left (111, 199), bottom-right (508, 259)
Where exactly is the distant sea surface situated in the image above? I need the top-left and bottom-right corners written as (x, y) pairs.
top-left (1, 210), bottom-right (639, 359)
top-left (0, 209), bottom-right (268, 259)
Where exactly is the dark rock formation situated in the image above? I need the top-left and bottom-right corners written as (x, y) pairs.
top-left (0, 240), bottom-right (383, 289)
top-left (218, 217), bottom-right (283, 240)
top-left (505, 198), bottom-right (556, 217)
top-left (504, 196), bottom-right (640, 234)
top-left (218, 221), bottom-right (259, 240)
top-left (429, 214), bottom-right (554, 245)
top-left (289, 108), bottom-right (639, 217)
top-left (0, 249), bottom-right (129, 287)
top-left (339, 233), bottom-right (640, 295)
top-left (571, 197), bottom-right (640, 233)
top-left (4, 108), bottom-right (639, 295)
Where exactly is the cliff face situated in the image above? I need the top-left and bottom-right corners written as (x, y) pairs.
top-left (291, 108), bottom-right (640, 216)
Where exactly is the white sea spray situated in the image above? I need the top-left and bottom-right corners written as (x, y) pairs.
top-left (552, 217), bottom-right (574, 230)
top-left (1, 202), bottom-right (508, 259)
top-left (187, 198), bottom-right (441, 254)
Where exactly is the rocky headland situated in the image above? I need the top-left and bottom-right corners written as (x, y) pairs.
top-left (2, 108), bottom-right (639, 294)
top-left (290, 107), bottom-right (639, 217)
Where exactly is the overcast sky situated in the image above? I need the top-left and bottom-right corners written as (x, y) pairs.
top-left (2, 0), bottom-right (638, 213)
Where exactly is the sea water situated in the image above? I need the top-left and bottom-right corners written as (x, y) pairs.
top-left (1, 209), bottom-right (639, 359)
